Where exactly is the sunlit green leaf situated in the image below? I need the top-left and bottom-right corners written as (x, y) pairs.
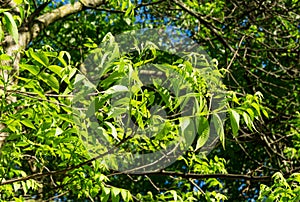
top-left (47, 65), bottom-right (63, 77)
top-left (212, 113), bottom-right (225, 148)
top-left (229, 109), bottom-right (240, 137)
top-left (3, 12), bottom-right (18, 43)
top-left (20, 64), bottom-right (40, 75)
top-left (195, 116), bottom-right (210, 151)
top-left (28, 49), bottom-right (49, 67)
top-left (20, 119), bottom-right (36, 129)
top-left (39, 72), bottom-right (60, 93)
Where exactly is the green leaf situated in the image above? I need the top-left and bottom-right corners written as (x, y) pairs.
top-left (106, 85), bottom-right (129, 94)
top-left (21, 181), bottom-right (28, 195)
top-left (251, 102), bottom-right (261, 116)
top-left (56, 114), bottom-right (74, 123)
top-left (111, 187), bottom-right (120, 197)
top-left (0, 22), bottom-right (4, 42)
top-left (39, 72), bottom-right (60, 93)
top-left (28, 49), bottom-right (49, 67)
top-left (0, 54), bottom-right (11, 60)
top-left (58, 51), bottom-right (71, 67)
top-left (13, 183), bottom-right (21, 193)
top-left (20, 119), bottom-right (36, 129)
top-left (13, 0), bottom-right (23, 5)
top-left (105, 122), bottom-right (119, 141)
top-left (3, 12), bottom-right (18, 43)
top-left (111, 187), bottom-right (121, 202)
top-left (231, 92), bottom-right (240, 104)
top-left (262, 108), bottom-right (269, 118)
top-left (107, 107), bottom-right (127, 119)
top-left (19, 6), bottom-right (25, 20)
top-left (246, 108), bottom-right (255, 120)
top-left (0, 9), bottom-right (10, 14)
top-left (86, 99), bottom-right (97, 117)
top-left (16, 142), bottom-right (29, 147)
top-left (20, 64), bottom-right (40, 75)
top-left (229, 109), bottom-right (240, 137)
top-left (120, 189), bottom-right (132, 202)
top-left (195, 116), bottom-right (210, 151)
top-left (212, 113), bottom-right (225, 149)
top-left (0, 65), bottom-right (12, 70)
top-left (125, 4), bottom-right (134, 17)
top-left (47, 65), bottom-right (63, 77)
top-left (74, 74), bottom-right (85, 85)
top-left (180, 117), bottom-right (194, 142)
top-left (101, 186), bottom-right (111, 202)
top-left (242, 111), bottom-right (255, 131)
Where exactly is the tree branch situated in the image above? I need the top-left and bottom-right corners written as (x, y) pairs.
top-left (172, 0), bottom-right (235, 53)
top-left (125, 170), bottom-right (272, 182)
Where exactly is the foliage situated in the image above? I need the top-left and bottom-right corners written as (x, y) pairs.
top-left (0, 0), bottom-right (299, 201)
top-left (259, 172), bottom-right (300, 202)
